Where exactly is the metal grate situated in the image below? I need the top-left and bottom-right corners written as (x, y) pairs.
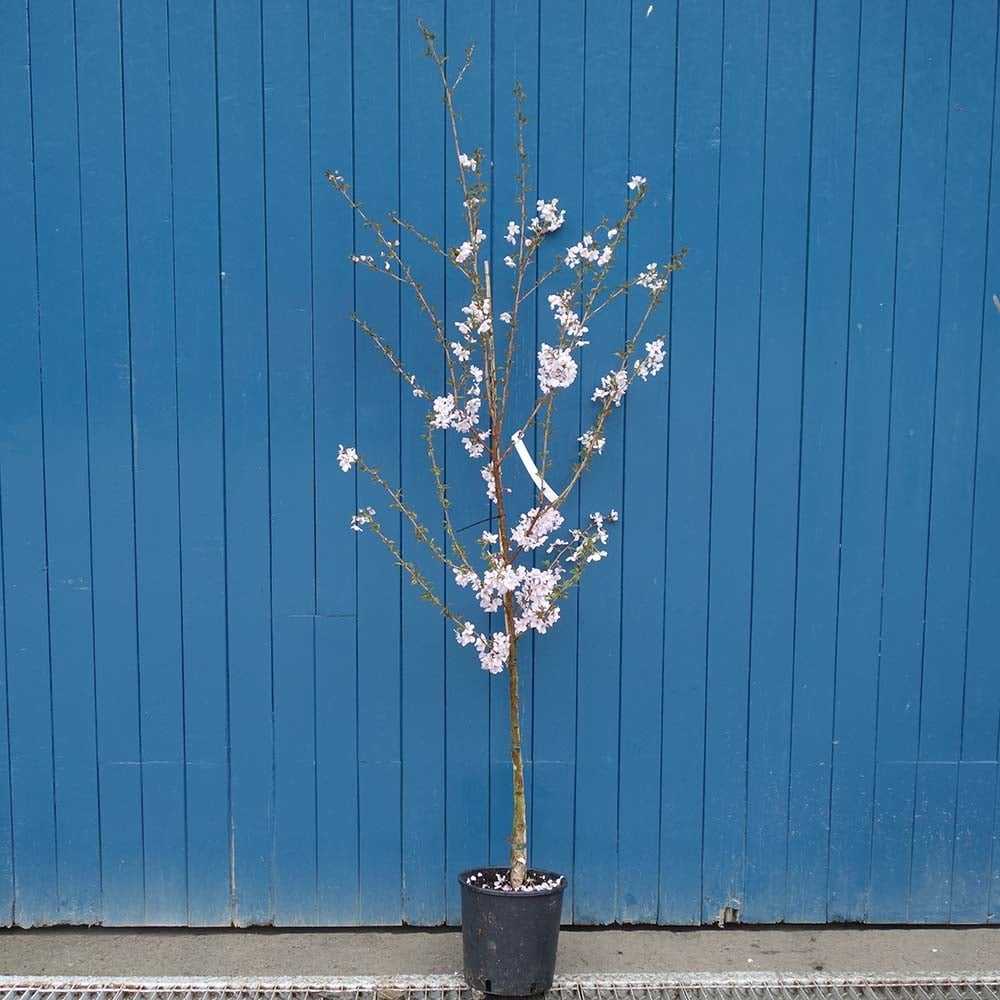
top-left (0, 978), bottom-right (998, 1000)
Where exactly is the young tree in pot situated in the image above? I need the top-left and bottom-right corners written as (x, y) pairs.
top-left (331, 25), bottom-right (682, 996)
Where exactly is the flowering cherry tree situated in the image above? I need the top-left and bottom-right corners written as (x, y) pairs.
top-left (330, 25), bottom-right (683, 891)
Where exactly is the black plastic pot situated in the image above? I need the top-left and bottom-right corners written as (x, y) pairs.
top-left (459, 868), bottom-right (566, 997)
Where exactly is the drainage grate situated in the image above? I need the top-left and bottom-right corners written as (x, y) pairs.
top-left (1, 978), bottom-right (998, 1000)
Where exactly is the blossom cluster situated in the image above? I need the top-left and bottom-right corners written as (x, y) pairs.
top-left (455, 228), bottom-right (487, 264)
top-left (350, 506), bottom-right (376, 532)
top-left (511, 506), bottom-right (564, 550)
top-left (530, 198), bottom-right (565, 235)
top-left (635, 262), bottom-right (670, 293)
top-left (537, 343), bottom-right (578, 395)
top-left (588, 338), bottom-right (666, 408)
top-left (565, 233), bottom-right (613, 270)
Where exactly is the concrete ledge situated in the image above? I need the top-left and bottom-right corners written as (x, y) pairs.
top-left (0, 927), bottom-right (997, 980)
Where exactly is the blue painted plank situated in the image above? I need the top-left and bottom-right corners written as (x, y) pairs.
top-left (310, 0), bottom-right (360, 927)
top-left (437, 3), bottom-right (492, 925)
top-left (785, 0), bottom-right (859, 924)
top-left (29, 0), bottom-right (102, 925)
top-left (972, 13), bottom-right (1000, 928)
top-left (397, 0), bottom-right (447, 927)
top-left (658, 0), bottom-right (722, 928)
top-left (353, 0), bottom-right (402, 926)
top-left (0, 507), bottom-right (11, 924)
top-left (909, 762), bottom-right (958, 923)
top-left (263, 0), bottom-right (318, 927)
top-left (571, 0), bottom-right (632, 926)
top-left (169, 0), bottom-right (231, 928)
top-left (949, 0), bottom-right (1000, 923)
top-left (963, 26), bottom-right (1000, 773)
top-left (121, 0), bottom-right (188, 924)
top-left (618, 0), bottom-right (676, 927)
top-left (217, 0), bottom-right (275, 926)
top-left (910, 0), bottom-right (996, 923)
top-left (867, 0), bottom-right (952, 925)
top-left (744, 0), bottom-right (814, 925)
top-left (700, 0), bottom-right (766, 929)
top-left (75, 0), bottom-right (145, 927)
top-left (530, 0), bottom-right (587, 924)
top-left (826, 0), bottom-right (904, 924)
top-left (0, 0), bottom-right (59, 928)
top-left (951, 763), bottom-right (996, 923)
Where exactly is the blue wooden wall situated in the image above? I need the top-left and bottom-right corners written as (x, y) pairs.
top-left (0, 0), bottom-right (998, 928)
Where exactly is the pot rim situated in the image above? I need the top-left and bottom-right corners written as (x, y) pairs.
top-left (458, 866), bottom-right (566, 898)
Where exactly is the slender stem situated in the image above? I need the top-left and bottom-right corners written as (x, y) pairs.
top-left (503, 595), bottom-right (527, 887)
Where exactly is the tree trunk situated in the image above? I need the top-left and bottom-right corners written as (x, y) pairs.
top-left (504, 595), bottom-right (528, 889)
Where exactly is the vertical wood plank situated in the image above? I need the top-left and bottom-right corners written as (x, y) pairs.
top-left (0, 0), bottom-right (59, 928)
top-left (618, 0), bottom-right (676, 927)
top-left (826, 0), bottom-right (904, 924)
top-left (911, 0), bottom-right (994, 924)
top-left (0, 511), bottom-right (11, 924)
top-left (263, 0), bottom-right (318, 927)
top-left (353, 0), bottom-right (403, 925)
top-left (744, 0), bottom-right (814, 924)
top-left (658, 0), bottom-right (722, 927)
top-left (784, 0), bottom-right (859, 924)
top-left (311, 0), bottom-right (360, 927)
top-left (439, 2), bottom-right (491, 923)
top-left (531, 0), bottom-right (586, 924)
top-left (217, 0), bottom-right (275, 926)
top-left (121, 0), bottom-right (188, 924)
top-left (397, 0), bottom-right (447, 927)
top-left (29, 0), bottom-right (102, 925)
top-left (700, 0), bottom-right (766, 929)
top-left (868, 0), bottom-right (951, 924)
top-left (971, 15), bottom-right (1000, 926)
top-left (168, 0), bottom-right (231, 928)
top-left (76, 0), bottom-right (145, 927)
top-left (572, 0), bottom-right (631, 926)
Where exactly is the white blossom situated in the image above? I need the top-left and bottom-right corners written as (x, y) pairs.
top-left (627, 174), bottom-right (647, 191)
top-left (474, 631), bottom-right (510, 674)
top-left (578, 429), bottom-right (606, 455)
top-left (499, 311), bottom-right (512, 324)
top-left (634, 338), bottom-right (666, 380)
top-left (565, 233), bottom-right (612, 270)
top-left (350, 506), bottom-right (375, 532)
top-left (511, 506), bottom-right (565, 551)
top-left (530, 198), bottom-right (565, 235)
top-left (456, 621), bottom-right (478, 645)
top-left (458, 152), bottom-right (478, 170)
top-left (513, 566), bottom-right (563, 635)
top-left (454, 566), bottom-right (479, 589)
top-left (503, 255), bottom-right (516, 268)
top-left (636, 262), bottom-right (668, 293)
top-left (482, 463), bottom-right (498, 503)
top-left (463, 434), bottom-right (486, 458)
top-left (592, 369), bottom-right (629, 407)
top-left (505, 221), bottom-right (520, 245)
top-left (338, 444), bottom-right (359, 472)
top-left (537, 343), bottom-right (578, 394)
top-left (547, 290), bottom-right (589, 343)
top-left (451, 341), bottom-right (471, 362)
